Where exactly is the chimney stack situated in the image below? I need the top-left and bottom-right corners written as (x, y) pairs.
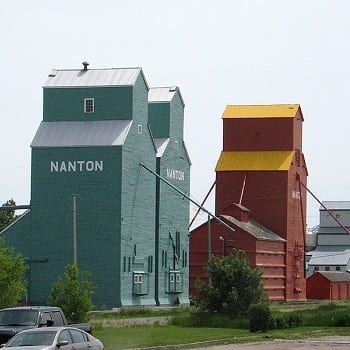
top-left (82, 61), bottom-right (89, 71)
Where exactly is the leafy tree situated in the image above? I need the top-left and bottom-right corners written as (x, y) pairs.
top-left (0, 239), bottom-right (27, 308)
top-left (0, 199), bottom-right (18, 231)
top-left (49, 264), bottom-right (95, 322)
top-left (195, 249), bottom-right (267, 318)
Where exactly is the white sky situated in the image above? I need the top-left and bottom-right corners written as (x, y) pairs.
top-left (1, 0), bottom-right (350, 229)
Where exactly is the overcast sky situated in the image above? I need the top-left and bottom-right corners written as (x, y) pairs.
top-left (1, 0), bottom-right (350, 229)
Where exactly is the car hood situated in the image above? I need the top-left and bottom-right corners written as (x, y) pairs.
top-left (0, 326), bottom-right (34, 333)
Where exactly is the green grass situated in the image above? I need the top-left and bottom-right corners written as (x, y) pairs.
top-left (89, 306), bottom-right (191, 321)
top-left (93, 325), bottom-right (350, 350)
top-left (90, 301), bottom-right (350, 349)
top-left (94, 325), bottom-right (249, 349)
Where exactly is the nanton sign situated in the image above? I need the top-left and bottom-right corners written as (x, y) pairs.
top-left (50, 160), bottom-right (103, 172)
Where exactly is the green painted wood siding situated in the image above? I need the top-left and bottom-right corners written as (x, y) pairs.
top-left (120, 73), bottom-right (157, 306)
top-left (148, 103), bottom-right (170, 138)
top-left (29, 146), bottom-right (123, 307)
top-left (43, 86), bottom-right (133, 121)
top-left (157, 141), bottom-right (190, 305)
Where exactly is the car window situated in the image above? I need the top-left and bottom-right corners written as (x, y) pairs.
top-left (51, 311), bottom-right (65, 326)
top-left (58, 330), bottom-right (72, 344)
top-left (7, 331), bottom-right (56, 347)
top-left (69, 329), bottom-right (86, 343)
top-left (41, 312), bottom-right (52, 325)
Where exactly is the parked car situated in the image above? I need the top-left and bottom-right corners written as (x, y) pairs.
top-left (0, 307), bottom-right (92, 344)
top-left (0, 327), bottom-right (104, 350)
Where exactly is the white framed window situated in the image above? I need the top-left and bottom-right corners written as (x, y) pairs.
top-left (169, 273), bottom-right (175, 283)
top-left (176, 273), bottom-right (181, 283)
top-left (137, 124), bottom-right (143, 134)
top-left (84, 98), bottom-right (94, 113)
top-left (134, 274), bottom-right (143, 284)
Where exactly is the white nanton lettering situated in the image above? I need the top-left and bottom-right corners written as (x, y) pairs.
top-left (166, 168), bottom-right (184, 181)
top-left (50, 161), bottom-right (104, 173)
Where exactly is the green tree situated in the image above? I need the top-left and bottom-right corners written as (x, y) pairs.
top-left (49, 264), bottom-right (95, 322)
top-left (195, 249), bottom-right (267, 318)
top-left (0, 199), bottom-right (17, 232)
top-left (0, 239), bottom-right (27, 308)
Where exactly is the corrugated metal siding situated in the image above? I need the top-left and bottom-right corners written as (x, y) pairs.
top-left (44, 68), bottom-right (141, 87)
top-left (215, 151), bottom-right (294, 171)
top-left (222, 104), bottom-right (299, 119)
top-left (31, 120), bottom-right (132, 147)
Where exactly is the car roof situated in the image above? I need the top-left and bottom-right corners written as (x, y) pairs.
top-left (17, 327), bottom-right (83, 333)
top-left (1, 306), bottom-right (61, 311)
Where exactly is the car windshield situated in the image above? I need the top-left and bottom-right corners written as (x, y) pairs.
top-left (6, 331), bottom-right (56, 347)
top-left (0, 310), bottom-right (39, 326)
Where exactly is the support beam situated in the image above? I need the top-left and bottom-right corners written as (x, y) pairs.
top-left (140, 163), bottom-right (235, 234)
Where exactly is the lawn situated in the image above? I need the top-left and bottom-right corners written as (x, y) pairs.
top-left (90, 301), bottom-right (350, 349)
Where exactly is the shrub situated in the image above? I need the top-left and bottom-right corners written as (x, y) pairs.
top-left (248, 303), bottom-right (271, 332)
top-left (195, 249), bottom-right (267, 318)
top-left (49, 264), bottom-right (95, 322)
top-left (268, 312), bottom-right (302, 330)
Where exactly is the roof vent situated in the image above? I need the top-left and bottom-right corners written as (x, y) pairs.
top-left (82, 61), bottom-right (89, 71)
top-left (48, 69), bottom-right (57, 77)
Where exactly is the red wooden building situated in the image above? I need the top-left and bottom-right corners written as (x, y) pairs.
top-left (307, 271), bottom-right (350, 300)
top-left (190, 104), bottom-right (308, 301)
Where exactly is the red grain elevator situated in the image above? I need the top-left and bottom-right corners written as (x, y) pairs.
top-left (190, 104), bottom-right (308, 301)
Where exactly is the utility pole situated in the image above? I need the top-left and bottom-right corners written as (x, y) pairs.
top-left (72, 194), bottom-right (77, 266)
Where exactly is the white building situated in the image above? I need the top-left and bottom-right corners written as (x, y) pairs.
top-left (306, 201), bottom-right (350, 277)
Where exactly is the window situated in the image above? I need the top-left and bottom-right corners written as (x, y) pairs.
top-left (176, 273), bottom-right (181, 283)
top-left (84, 98), bottom-right (94, 113)
top-left (314, 266), bottom-right (319, 272)
top-left (41, 312), bottom-right (51, 325)
top-left (336, 266), bottom-right (341, 271)
top-left (325, 266), bottom-right (330, 271)
top-left (138, 125), bottom-right (142, 134)
top-left (133, 272), bottom-right (148, 295)
top-left (51, 311), bottom-right (65, 326)
top-left (169, 273), bottom-right (175, 283)
top-left (58, 330), bottom-right (72, 344)
top-left (134, 274), bottom-right (143, 284)
top-left (69, 329), bottom-right (86, 343)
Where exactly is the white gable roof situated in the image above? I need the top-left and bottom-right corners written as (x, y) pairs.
top-left (31, 120), bottom-right (132, 147)
top-left (44, 68), bottom-right (143, 87)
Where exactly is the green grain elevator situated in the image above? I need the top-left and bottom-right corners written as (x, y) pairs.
top-left (1, 64), bottom-right (191, 308)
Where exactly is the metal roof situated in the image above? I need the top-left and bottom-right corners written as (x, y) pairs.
top-left (308, 247), bottom-right (350, 265)
top-left (321, 201), bottom-right (350, 210)
top-left (215, 151), bottom-right (294, 171)
top-left (31, 120), bottom-right (132, 147)
top-left (318, 227), bottom-right (350, 234)
top-left (221, 215), bottom-right (285, 242)
top-left (43, 68), bottom-right (142, 87)
top-left (315, 271), bottom-right (350, 282)
top-left (153, 138), bottom-right (170, 157)
top-left (222, 104), bottom-right (300, 119)
top-left (148, 87), bottom-right (185, 106)
top-left (149, 87), bottom-right (177, 102)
